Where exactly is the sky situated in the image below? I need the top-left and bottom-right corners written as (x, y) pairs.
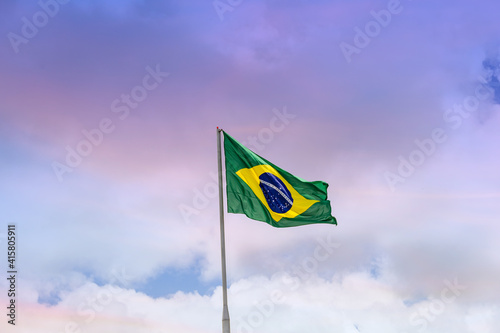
top-left (1, 0), bottom-right (500, 332)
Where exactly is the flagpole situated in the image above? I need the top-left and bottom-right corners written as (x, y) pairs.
top-left (217, 127), bottom-right (231, 333)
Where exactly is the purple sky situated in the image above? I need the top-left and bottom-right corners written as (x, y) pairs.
top-left (1, 1), bottom-right (500, 332)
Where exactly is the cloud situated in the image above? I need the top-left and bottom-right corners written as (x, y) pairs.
top-left (482, 48), bottom-right (500, 104)
top-left (6, 266), bottom-right (499, 332)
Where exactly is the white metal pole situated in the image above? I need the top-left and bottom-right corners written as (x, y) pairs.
top-left (217, 127), bottom-right (231, 333)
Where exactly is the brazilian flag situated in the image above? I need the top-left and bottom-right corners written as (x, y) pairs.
top-left (223, 131), bottom-right (337, 228)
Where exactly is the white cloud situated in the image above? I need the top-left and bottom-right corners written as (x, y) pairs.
top-left (6, 266), bottom-right (499, 333)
